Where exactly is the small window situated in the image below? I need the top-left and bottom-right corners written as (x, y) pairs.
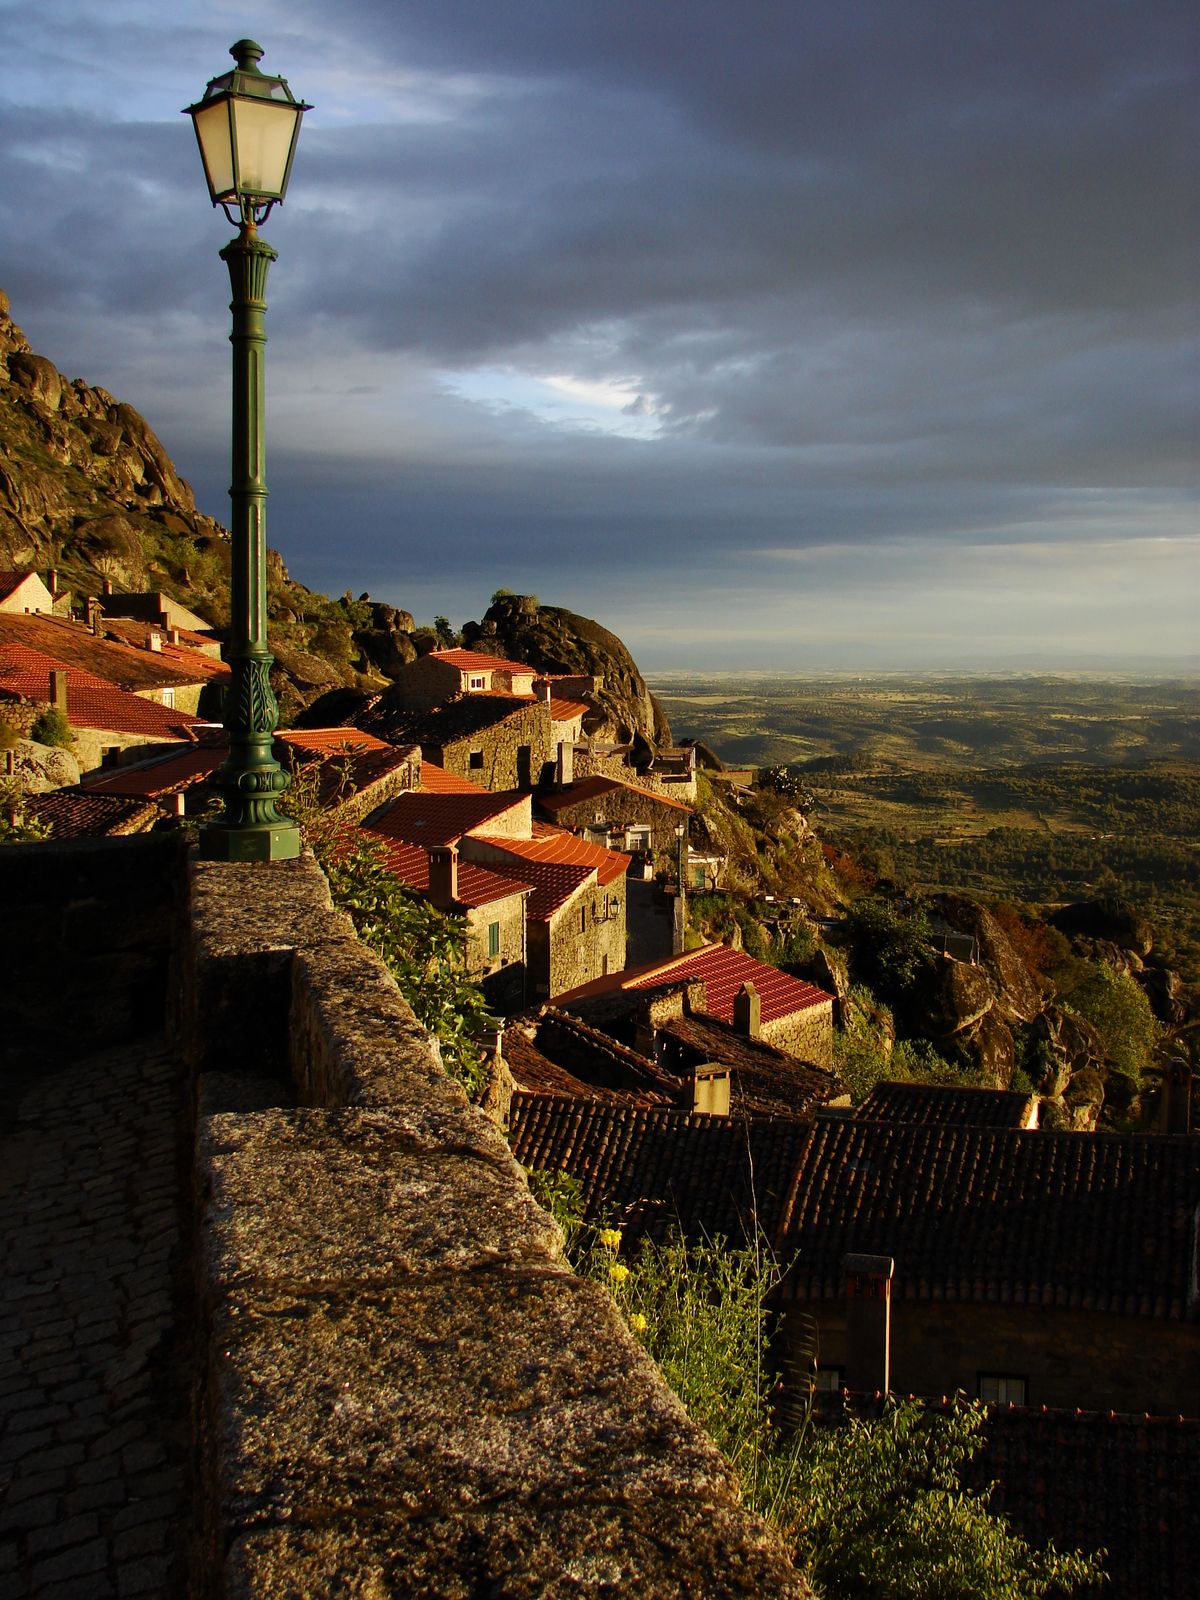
top-left (814, 1367), bottom-right (844, 1393)
top-left (978, 1374), bottom-right (1027, 1405)
top-left (468, 675), bottom-right (486, 690)
top-left (161, 687), bottom-right (175, 709)
top-left (580, 906), bottom-right (587, 933)
top-left (487, 921), bottom-right (500, 958)
top-left (469, 750), bottom-right (484, 769)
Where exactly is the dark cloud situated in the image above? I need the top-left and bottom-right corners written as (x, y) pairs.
top-left (0, 1), bottom-right (1194, 667)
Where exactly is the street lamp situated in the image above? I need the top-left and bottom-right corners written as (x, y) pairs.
top-left (183, 40), bottom-right (311, 861)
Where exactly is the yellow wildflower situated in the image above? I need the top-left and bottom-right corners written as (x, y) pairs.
top-left (628, 1312), bottom-right (648, 1333)
top-left (608, 1262), bottom-right (630, 1285)
top-left (598, 1228), bottom-right (623, 1252)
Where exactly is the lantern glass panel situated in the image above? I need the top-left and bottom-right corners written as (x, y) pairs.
top-left (192, 99), bottom-right (236, 201)
top-left (230, 97), bottom-right (300, 198)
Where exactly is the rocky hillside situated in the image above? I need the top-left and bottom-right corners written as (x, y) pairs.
top-left (0, 293), bottom-right (675, 736)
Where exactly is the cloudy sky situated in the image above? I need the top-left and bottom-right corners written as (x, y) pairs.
top-left (1, 0), bottom-right (1195, 670)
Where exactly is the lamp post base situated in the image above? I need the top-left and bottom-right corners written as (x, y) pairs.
top-left (198, 820), bottom-right (301, 862)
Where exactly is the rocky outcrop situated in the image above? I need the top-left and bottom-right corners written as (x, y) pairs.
top-left (464, 594), bottom-right (672, 748)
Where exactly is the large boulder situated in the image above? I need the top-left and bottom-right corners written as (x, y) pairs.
top-left (1050, 898), bottom-right (1154, 957)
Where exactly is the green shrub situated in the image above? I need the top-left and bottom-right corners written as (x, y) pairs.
top-left (29, 708), bottom-right (73, 748)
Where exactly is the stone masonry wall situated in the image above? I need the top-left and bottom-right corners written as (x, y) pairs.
top-left (784, 1299), bottom-right (1199, 1418)
top-left (183, 850), bottom-right (808, 1598)
top-left (763, 998), bottom-right (835, 1071)
top-left (439, 700), bottom-right (555, 790)
top-left (0, 832), bottom-right (185, 1064)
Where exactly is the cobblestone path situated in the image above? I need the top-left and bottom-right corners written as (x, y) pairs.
top-left (0, 1038), bottom-right (192, 1598)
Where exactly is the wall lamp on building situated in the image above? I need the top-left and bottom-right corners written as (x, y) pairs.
top-left (183, 41), bottom-right (311, 861)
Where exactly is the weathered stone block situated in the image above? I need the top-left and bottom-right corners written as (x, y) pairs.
top-left (199, 1108), bottom-right (559, 1291)
top-left (207, 1272), bottom-right (807, 1597)
top-left (288, 941), bottom-right (457, 1109)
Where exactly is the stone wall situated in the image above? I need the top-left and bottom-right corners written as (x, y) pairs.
top-left (183, 850), bottom-right (808, 1598)
top-left (764, 998), bottom-right (835, 1071)
top-left (527, 876), bottom-right (627, 1000)
top-left (783, 1298), bottom-right (1199, 1417)
top-left (438, 701), bottom-right (555, 790)
top-left (0, 832), bottom-right (185, 1066)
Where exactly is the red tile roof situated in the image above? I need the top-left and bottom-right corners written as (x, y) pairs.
top-left (274, 728), bottom-right (399, 757)
top-left (82, 744), bottom-right (221, 796)
top-left (564, 944), bottom-right (829, 1026)
top-left (548, 697), bottom-right (590, 721)
top-left (0, 642), bottom-right (201, 740)
top-left (374, 840), bottom-right (532, 911)
top-left (0, 612), bottom-right (215, 691)
top-left (856, 1081), bottom-right (1036, 1128)
top-left (23, 789), bottom-right (162, 838)
top-left (777, 1120), bottom-right (1200, 1319)
top-left (470, 829), bottom-right (630, 886)
top-left (474, 856), bottom-right (594, 920)
top-left (96, 619), bottom-right (229, 679)
top-left (508, 1096), bottom-right (812, 1246)
top-left (430, 647), bottom-right (536, 677)
top-left (539, 774), bottom-right (691, 816)
top-left (365, 789), bottom-right (529, 848)
top-left (417, 759), bottom-right (490, 794)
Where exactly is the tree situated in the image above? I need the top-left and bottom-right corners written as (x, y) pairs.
top-left (1059, 958), bottom-right (1162, 1084)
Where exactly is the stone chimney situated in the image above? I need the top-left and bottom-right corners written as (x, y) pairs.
top-left (540, 680), bottom-right (552, 704)
top-left (556, 739), bottom-right (574, 787)
top-left (47, 568), bottom-right (58, 595)
top-left (427, 845), bottom-right (459, 909)
top-left (147, 632), bottom-right (163, 653)
top-left (692, 1069), bottom-right (731, 1117)
top-left (1162, 1058), bottom-right (1194, 1135)
top-left (844, 1253), bottom-right (894, 1394)
top-left (732, 982), bottom-right (761, 1039)
top-left (86, 597), bottom-right (102, 634)
top-left (49, 670), bottom-right (68, 712)
top-left (102, 578), bottom-right (113, 596)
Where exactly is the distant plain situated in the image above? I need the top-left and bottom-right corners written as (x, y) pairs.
top-left (652, 674), bottom-right (1200, 971)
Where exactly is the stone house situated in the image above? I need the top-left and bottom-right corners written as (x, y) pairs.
top-left (463, 830), bottom-right (628, 1000)
top-left (388, 647), bottom-right (541, 711)
top-left (0, 610), bottom-right (226, 719)
top-left (80, 729), bottom-right (419, 821)
top-left (379, 695), bottom-right (555, 791)
top-left (0, 569), bottom-right (57, 615)
top-left (557, 944), bottom-right (835, 1070)
top-left (538, 774), bottom-right (691, 861)
top-left (775, 1115), bottom-right (1200, 1416)
top-left (0, 640), bottom-right (204, 771)
top-left (372, 838), bottom-right (531, 1013)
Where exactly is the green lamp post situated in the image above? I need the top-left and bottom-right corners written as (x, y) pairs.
top-left (184, 40), bottom-right (311, 861)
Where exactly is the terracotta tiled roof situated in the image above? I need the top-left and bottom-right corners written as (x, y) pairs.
top-left (370, 692), bottom-right (543, 746)
top-left (0, 642), bottom-right (200, 740)
top-left (777, 1121), bottom-right (1200, 1318)
top-left (0, 612), bottom-right (215, 691)
top-left (430, 647), bottom-right (536, 677)
top-left (557, 944), bottom-right (832, 1027)
top-left (24, 789), bottom-right (162, 838)
top-left (275, 728), bottom-right (398, 757)
top-left (82, 745), bottom-right (221, 796)
top-left (531, 1008), bottom-right (681, 1100)
top-left (366, 789), bottom-right (528, 848)
top-left (96, 619), bottom-right (229, 679)
top-left (374, 839), bottom-right (532, 911)
top-left (473, 856), bottom-right (593, 920)
top-left (508, 1096), bottom-right (813, 1245)
top-left (659, 1015), bottom-right (843, 1118)
top-left (856, 1081), bottom-right (1036, 1128)
top-left (503, 1028), bottom-right (659, 1103)
top-left (470, 829), bottom-right (630, 886)
top-left (417, 760), bottom-right (490, 794)
top-left (970, 1406), bottom-right (1200, 1600)
top-left (548, 698), bottom-right (590, 722)
top-left (539, 774), bottom-right (691, 815)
